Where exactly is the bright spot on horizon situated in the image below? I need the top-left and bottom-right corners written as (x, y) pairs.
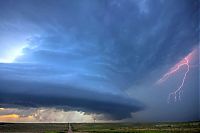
top-left (0, 44), bottom-right (27, 63)
top-left (0, 108), bottom-right (5, 110)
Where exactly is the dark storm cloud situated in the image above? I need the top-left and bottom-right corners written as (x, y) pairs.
top-left (12, 0), bottom-right (198, 88)
top-left (0, 0), bottom-right (199, 120)
top-left (0, 78), bottom-right (143, 119)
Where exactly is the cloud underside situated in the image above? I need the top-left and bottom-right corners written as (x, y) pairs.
top-left (0, 79), bottom-right (143, 120)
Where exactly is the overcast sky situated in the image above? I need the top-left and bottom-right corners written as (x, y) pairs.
top-left (0, 0), bottom-right (199, 122)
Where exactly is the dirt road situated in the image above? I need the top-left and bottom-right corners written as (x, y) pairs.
top-left (67, 123), bottom-right (73, 133)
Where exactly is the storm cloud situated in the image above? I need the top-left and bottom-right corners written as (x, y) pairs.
top-left (0, 76), bottom-right (144, 119)
top-left (0, 0), bottom-right (199, 121)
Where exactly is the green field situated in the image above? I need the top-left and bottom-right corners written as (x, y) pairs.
top-left (0, 122), bottom-right (200, 133)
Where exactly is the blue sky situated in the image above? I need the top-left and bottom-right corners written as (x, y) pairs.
top-left (0, 0), bottom-right (199, 122)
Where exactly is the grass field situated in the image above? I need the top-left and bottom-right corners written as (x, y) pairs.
top-left (0, 121), bottom-right (199, 133)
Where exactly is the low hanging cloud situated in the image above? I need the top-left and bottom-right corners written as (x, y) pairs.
top-left (0, 107), bottom-right (96, 122)
top-left (0, 74), bottom-right (144, 120)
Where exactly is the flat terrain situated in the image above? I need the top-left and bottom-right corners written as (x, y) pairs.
top-left (0, 122), bottom-right (200, 133)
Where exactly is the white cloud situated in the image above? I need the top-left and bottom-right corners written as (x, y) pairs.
top-left (0, 107), bottom-right (95, 123)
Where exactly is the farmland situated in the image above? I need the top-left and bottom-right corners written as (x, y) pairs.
top-left (0, 121), bottom-right (199, 133)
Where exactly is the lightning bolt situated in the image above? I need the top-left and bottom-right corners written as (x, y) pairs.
top-left (167, 57), bottom-right (189, 102)
top-left (156, 49), bottom-right (196, 103)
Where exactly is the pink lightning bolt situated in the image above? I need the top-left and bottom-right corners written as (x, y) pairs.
top-left (156, 49), bottom-right (196, 103)
top-left (167, 57), bottom-right (189, 102)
